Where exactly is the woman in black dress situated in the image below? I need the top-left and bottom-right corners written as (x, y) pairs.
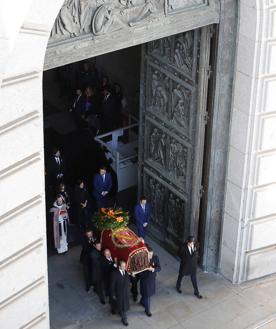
top-left (74, 179), bottom-right (91, 232)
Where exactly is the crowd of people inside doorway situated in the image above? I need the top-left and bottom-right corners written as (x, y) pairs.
top-left (57, 60), bottom-right (126, 134)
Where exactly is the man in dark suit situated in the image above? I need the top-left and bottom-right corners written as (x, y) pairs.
top-left (93, 166), bottom-right (113, 209)
top-left (101, 248), bottom-right (117, 303)
top-left (139, 246), bottom-right (161, 316)
top-left (69, 89), bottom-right (86, 127)
top-left (79, 229), bottom-right (96, 292)
top-left (90, 242), bottom-right (105, 304)
top-left (134, 196), bottom-right (151, 238)
top-left (101, 87), bottom-right (116, 132)
top-left (176, 235), bottom-right (202, 299)
top-left (47, 147), bottom-right (66, 187)
top-left (110, 260), bottom-right (130, 326)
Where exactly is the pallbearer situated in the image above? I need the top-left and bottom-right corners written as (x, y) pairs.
top-left (110, 260), bottom-right (130, 326)
top-left (139, 246), bottom-right (161, 316)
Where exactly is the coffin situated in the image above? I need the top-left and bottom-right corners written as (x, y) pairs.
top-left (101, 227), bottom-right (149, 274)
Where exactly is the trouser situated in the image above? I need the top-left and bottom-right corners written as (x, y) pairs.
top-left (141, 295), bottom-right (151, 313)
top-left (94, 279), bottom-right (105, 302)
top-left (176, 272), bottom-right (199, 295)
top-left (83, 260), bottom-right (92, 290)
top-left (130, 276), bottom-right (139, 300)
top-left (119, 311), bottom-right (127, 323)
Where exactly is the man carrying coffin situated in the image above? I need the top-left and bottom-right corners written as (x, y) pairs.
top-left (110, 260), bottom-right (130, 326)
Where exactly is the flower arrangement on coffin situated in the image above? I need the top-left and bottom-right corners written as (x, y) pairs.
top-left (93, 207), bottom-right (129, 231)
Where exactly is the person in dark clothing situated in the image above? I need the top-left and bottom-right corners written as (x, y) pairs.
top-left (47, 147), bottom-right (66, 188)
top-left (113, 83), bottom-right (123, 128)
top-left (56, 183), bottom-right (71, 208)
top-left (101, 87), bottom-right (116, 132)
top-left (80, 229), bottom-right (96, 292)
top-left (139, 247), bottom-right (161, 316)
top-left (74, 179), bottom-right (91, 232)
top-left (78, 62), bottom-right (99, 90)
top-left (101, 249), bottom-right (117, 303)
top-left (69, 89), bottom-right (86, 127)
top-left (130, 275), bottom-right (139, 302)
top-left (176, 235), bottom-right (202, 299)
top-left (110, 260), bottom-right (130, 326)
top-left (93, 166), bottom-right (113, 209)
top-left (90, 242), bottom-right (105, 304)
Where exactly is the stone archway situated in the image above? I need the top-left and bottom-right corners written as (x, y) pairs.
top-left (3, 0), bottom-right (275, 328)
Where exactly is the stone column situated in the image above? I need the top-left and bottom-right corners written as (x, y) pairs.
top-left (220, 0), bottom-right (276, 283)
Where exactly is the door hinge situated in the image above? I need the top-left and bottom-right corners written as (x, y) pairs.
top-left (199, 186), bottom-right (205, 198)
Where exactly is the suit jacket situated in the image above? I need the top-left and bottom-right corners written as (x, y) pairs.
top-left (47, 155), bottom-right (66, 184)
top-left (80, 236), bottom-right (95, 265)
top-left (72, 94), bottom-right (86, 116)
top-left (139, 255), bottom-right (161, 297)
top-left (134, 204), bottom-right (151, 230)
top-left (110, 269), bottom-right (130, 313)
top-left (178, 243), bottom-right (198, 276)
top-left (90, 248), bottom-right (103, 283)
top-left (101, 257), bottom-right (116, 289)
top-left (93, 172), bottom-right (112, 200)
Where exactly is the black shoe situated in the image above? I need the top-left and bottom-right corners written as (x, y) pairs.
top-left (133, 295), bottom-right (138, 302)
top-left (121, 319), bottom-right (128, 326)
top-left (176, 287), bottom-right (182, 294)
top-left (100, 299), bottom-right (106, 305)
top-left (111, 309), bottom-right (116, 315)
top-left (194, 293), bottom-right (202, 299)
top-left (145, 311), bottom-right (152, 317)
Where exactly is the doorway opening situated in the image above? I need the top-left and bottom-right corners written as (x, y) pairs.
top-left (43, 27), bottom-right (213, 327)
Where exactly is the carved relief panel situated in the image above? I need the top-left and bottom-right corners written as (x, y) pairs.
top-left (50, 0), bottom-right (165, 41)
top-left (139, 28), bottom-right (212, 252)
top-left (143, 172), bottom-right (187, 247)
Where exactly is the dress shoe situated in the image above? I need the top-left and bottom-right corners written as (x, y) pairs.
top-left (100, 299), bottom-right (106, 305)
top-left (111, 309), bottom-right (116, 315)
top-left (194, 293), bottom-right (202, 299)
top-left (121, 319), bottom-right (128, 326)
top-left (145, 311), bottom-right (152, 317)
top-left (133, 295), bottom-right (138, 302)
top-left (176, 287), bottom-right (182, 294)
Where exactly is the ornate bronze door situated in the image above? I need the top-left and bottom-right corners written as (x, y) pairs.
top-left (138, 27), bottom-right (212, 252)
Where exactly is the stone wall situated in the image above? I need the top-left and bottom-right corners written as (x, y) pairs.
top-left (220, 0), bottom-right (276, 283)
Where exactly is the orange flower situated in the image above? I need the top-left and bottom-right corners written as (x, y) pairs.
top-left (116, 216), bottom-right (124, 223)
top-left (108, 210), bottom-right (115, 216)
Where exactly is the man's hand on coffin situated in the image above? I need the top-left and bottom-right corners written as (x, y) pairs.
top-left (143, 222), bottom-right (148, 227)
top-left (149, 266), bottom-right (155, 272)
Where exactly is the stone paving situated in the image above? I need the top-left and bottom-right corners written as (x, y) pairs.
top-left (48, 238), bottom-right (276, 329)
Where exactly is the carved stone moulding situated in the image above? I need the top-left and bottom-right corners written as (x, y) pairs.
top-left (49, 0), bottom-right (165, 43)
top-left (167, 0), bottom-right (208, 14)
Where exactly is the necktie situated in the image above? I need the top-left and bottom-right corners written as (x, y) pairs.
top-left (103, 175), bottom-right (105, 182)
top-left (56, 157), bottom-right (60, 165)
